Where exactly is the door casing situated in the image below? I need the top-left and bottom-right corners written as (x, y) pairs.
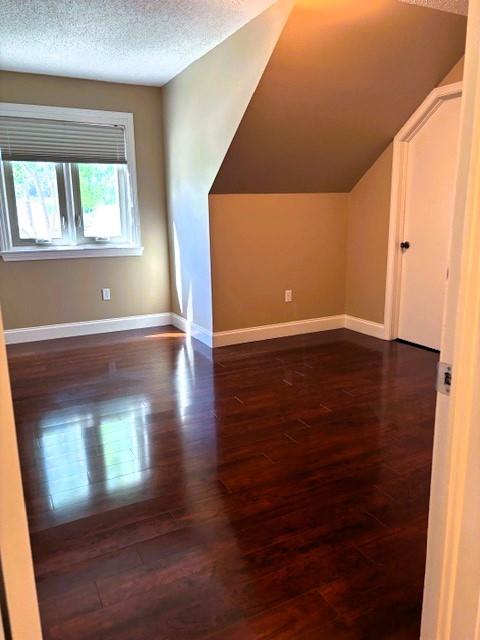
top-left (383, 81), bottom-right (463, 342)
top-left (421, 1), bottom-right (480, 636)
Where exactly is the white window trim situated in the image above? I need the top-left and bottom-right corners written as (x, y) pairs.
top-left (0, 102), bottom-right (143, 261)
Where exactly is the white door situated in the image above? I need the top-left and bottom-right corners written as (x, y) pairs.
top-left (398, 94), bottom-right (462, 350)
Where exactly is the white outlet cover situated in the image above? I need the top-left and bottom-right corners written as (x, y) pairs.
top-left (102, 288), bottom-right (111, 301)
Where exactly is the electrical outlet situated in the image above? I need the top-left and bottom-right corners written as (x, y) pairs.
top-left (102, 288), bottom-right (111, 301)
top-left (285, 289), bottom-right (293, 303)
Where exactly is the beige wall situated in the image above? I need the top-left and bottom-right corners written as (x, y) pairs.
top-left (345, 57), bottom-right (465, 325)
top-left (209, 56), bottom-right (464, 333)
top-left (210, 193), bottom-right (348, 331)
top-left (162, 0), bottom-right (292, 332)
top-left (0, 310), bottom-right (42, 639)
top-left (345, 144), bottom-right (393, 324)
top-left (0, 56), bottom-right (464, 334)
top-left (439, 56), bottom-right (464, 86)
top-left (0, 71), bottom-right (170, 330)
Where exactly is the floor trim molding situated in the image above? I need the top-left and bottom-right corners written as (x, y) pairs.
top-left (4, 313), bottom-right (172, 345)
top-left (170, 314), bottom-right (213, 348)
top-left (4, 313), bottom-right (387, 346)
top-left (213, 315), bottom-right (345, 347)
top-left (344, 315), bottom-right (386, 340)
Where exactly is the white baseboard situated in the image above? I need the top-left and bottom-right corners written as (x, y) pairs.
top-left (344, 315), bottom-right (386, 340)
top-left (4, 312), bottom-right (387, 347)
top-left (213, 315), bottom-right (345, 347)
top-left (4, 313), bottom-right (172, 345)
top-left (171, 314), bottom-right (213, 348)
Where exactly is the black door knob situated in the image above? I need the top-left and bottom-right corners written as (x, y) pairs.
top-left (400, 241), bottom-right (410, 250)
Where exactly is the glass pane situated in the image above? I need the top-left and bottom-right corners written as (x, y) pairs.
top-left (12, 161), bottom-right (62, 240)
top-left (78, 163), bottom-right (123, 238)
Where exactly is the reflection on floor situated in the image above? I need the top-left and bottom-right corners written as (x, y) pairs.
top-left (8, 326), bottom-right (438, 640)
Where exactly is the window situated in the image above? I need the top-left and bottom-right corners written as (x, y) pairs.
top-left (0, 104), bottom-right (142, 261)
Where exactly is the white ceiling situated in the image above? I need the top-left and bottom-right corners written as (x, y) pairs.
top-left (398, 0), bottom-right (468, 14)
top-left (0, 0), bottom-right (277, 86)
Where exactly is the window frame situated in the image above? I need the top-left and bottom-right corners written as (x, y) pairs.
top-left (4, 161), bottom-right (70, 247)
top-left (71, 163), bottom-right (131, 245)
top-left (0, 103), bottom-right (142, 261)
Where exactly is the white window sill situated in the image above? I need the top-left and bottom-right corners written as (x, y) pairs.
top-left (1, 246), bottom-right (144, 261)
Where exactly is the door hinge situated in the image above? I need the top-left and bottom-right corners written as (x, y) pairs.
top-left (437, 362), bottom-right (452, 395)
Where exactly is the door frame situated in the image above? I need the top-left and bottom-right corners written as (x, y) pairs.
top-left (0, 307), bottom-right (42, 639)
top-left (421, 1), bottom-right (480, 635)
top-left (383, 80), bottom-right (463, 341)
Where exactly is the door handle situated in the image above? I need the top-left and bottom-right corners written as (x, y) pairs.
top-left (400, 241), bottom-right (410, 251)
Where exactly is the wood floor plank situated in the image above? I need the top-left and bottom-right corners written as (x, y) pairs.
top-left (7, 327), bottom-right (438, 639)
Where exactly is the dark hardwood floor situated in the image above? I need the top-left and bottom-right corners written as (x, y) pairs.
top-left (7, 327), bottom-right (438, 639)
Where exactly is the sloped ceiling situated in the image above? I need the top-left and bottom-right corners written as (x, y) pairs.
top-left (212, 0), bottom-right (467, 194)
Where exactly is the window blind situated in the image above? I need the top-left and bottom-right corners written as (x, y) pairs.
top-left (0, 117), bottom-right (127, 164)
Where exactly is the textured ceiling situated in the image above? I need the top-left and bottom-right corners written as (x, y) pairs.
top-left (212, 0), bottom-right (467, 194)
top-left (0, 0), bottom-right (277, 86)
top-left (398, 0), bottom-right (468, 15)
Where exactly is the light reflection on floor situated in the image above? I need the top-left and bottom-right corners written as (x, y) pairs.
top-left (35, 338), bottom-right (218, 517)
top-left (38, 399), bottom-right (152, 509)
